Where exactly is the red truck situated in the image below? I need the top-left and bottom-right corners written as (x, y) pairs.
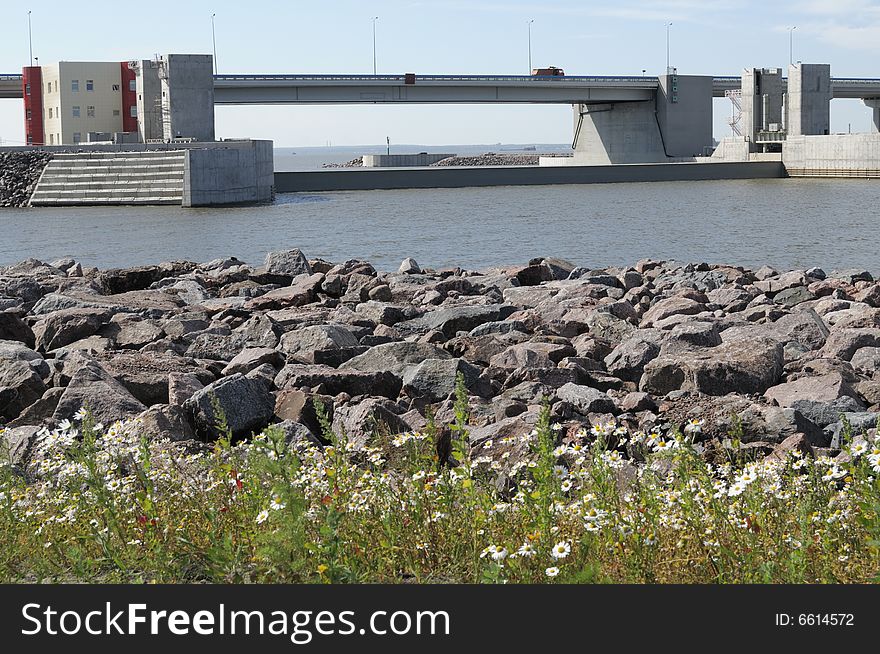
top-left (531, 66), bottom-right (564, 76)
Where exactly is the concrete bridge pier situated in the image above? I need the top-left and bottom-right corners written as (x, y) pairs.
top-left (866, 99), bottom-right (880, 133)
top-left (567, 74), bottom-right (714, 165)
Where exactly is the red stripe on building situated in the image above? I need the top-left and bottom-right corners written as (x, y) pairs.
top-left (121, 62), bottom-right (138, 133)
top-left (22, 66), bottom-right (44, 145)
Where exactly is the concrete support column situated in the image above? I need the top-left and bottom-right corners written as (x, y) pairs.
top-left (866, 99), bottom-right (880, 133)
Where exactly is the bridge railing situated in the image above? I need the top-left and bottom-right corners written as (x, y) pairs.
top-left (213, 73), bottom-right (660, 85)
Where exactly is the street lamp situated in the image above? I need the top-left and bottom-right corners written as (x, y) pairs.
top-left (212, 13), bottom-right (218, 75)
top-left (372, 17), bottom-right (379, 75)
top-left (789, 26), bottom-right (797, 66)
top-left (528, 19), bottom-right (535, 74)
top-left (666, 22), bottom-right (672, 71)
top-left (28, 10), bottom-right (33, 67)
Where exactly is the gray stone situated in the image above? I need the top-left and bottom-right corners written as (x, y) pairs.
top-left (399, 258), bottom-right (422, 275)
top-left (222, 347), bottom-right (286, 376)
top-left (604, 331), bottom-right (662, 383)
top-left (32, 308), bottom-right (111, 352)
top-left (136, 405), bottom-right (196, 442)
top-left (639, 296), bottom-right (704, 328)
top-left (555, 383), bottom-right (616, 415)
top-left (341, 341), bottom-right (451, 377)
top-left (53, 361), bottom-right (147, 425)
top-left (184, 373), bottom-right (275, 441)
top-left (0, 311), bottom-right (35, 348)
top-left (275, 365), bottom-right (402, 399)
top-left (278, 324), bottom-right (360, 362)
top-left (0, 425), bottom-right (42, 466)
top-left (396, 304), bottom-right (517, 338)
top-left (820, 328), bottom-right (880, 361)
top-left (168, 373), bottom-right (205, 407)
top-left (0, 359), bottom-right (47, 421)
top-left (402, 358), bottom-right (487, 403)
top-left (264, 249), bottom-right (312, 278)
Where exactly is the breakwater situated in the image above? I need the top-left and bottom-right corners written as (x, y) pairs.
top-left (3, 250), bottom-right (877, 471)
top-left (0, 152), bottom-right (52, 207)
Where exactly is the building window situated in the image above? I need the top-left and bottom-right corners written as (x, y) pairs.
top-left (130, 79), bottom-right (137, 92)
top-left (72, 79), bottom-right (79, 92)
top-left (112, 84), bottom-right (120, 91)
top-left (26, 109), bottom-right (32, 120)
top-left (86, 80), bottom-right (94, 91)
top-left (130, 106), bottom-right (138, 118)
top-left (27, 135), bottom-right (33, 144)
top-left (25, 83), bottom-right (31, 96)
top-left (113, 109), bottom-right (120, 116)
top-left (49, 134), bottom-right (54, 145)
top-left (87, 106), bottom-right (96, 117)
top-left (73, 132), bottom-right (81, 144)
top-left (72, 106), bottom-right (80, 118)
top-left (48, 107), bottom-right (53, 119)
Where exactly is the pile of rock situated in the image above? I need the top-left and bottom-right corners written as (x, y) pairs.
top-left (2, 251), bottom-right (879, 468)
top-left (0, 152), bottom-right (52, 207)
top-left (431, 153), bottom-right (568, 167)
top-left (322, 157), bottom-right (364, 168)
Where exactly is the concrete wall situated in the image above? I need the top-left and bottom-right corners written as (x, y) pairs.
top-left (742, 68), bottom-right (784, 145)
top-left (788, 64), bottom-right (831, 136)
top-left (135, 60), bottom-right (163, 143)
top-left (183, 139), bottom-right (273, 206)
top-left (363, 153), bottom-right (455, 167)
top-left (657, 74), bottom-right (714, 157)
top-left (159, 54), bottom-right (215, 142)
top-left (865, 99), bottom-right (880, 133)
top-left (275, 161), bottom-right (785, 193)
top-left (570, 101), bottom-right (667, 164)
top-left (783, 134), bottom-right (880, 176)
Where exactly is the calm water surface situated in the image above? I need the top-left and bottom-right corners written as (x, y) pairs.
top-left (1, 178), bottom-right (878, 273)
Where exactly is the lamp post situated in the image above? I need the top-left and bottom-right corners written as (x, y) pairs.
top-left (372, 17), bottom-right (379, 75)
top-left (28, 11), bottom-right (33, 67)
top-left (528, 19), bottom-right (535, 74)
top-left (789, 26), bottom-right (797, 66)
top-left (211, 13), bottom-right (218, 74)
top-left (666, 22), bottom-right (672, 71)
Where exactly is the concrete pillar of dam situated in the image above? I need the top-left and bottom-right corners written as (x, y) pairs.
top-left (866, 99), bottom-right (880, 133)
top-left (569, 74), bottom-right (714, 165)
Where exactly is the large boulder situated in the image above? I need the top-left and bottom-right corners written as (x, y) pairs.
top-left (264, 249), bottom-right (312, 278)
top-left (135, 404), bottom-right (196, 442)
top-left (402, 358), bottom-right (488, 403)
top-left (639, 296), bottom-right (704, 328)
top-left (819, 328), bottom-right (880, 361)
top-left (640, 336), bottom-right (784, 396)
top-left (0, 311), bottom-right (35, 348)
top-left (396, 304), bottom-right (517, 338)
top-left (555, 383), bottom-right (616, 415)
top-left (184, 374), bottom-right (275, 441)
top-left (53, 361), bottom-right (147, 425)
top-left (275, 365), bottom-right (402, 399)
top-left (99, 352), bottom-right (215, 406)
top-left (278, 324), bottom-right (361, 363)
top-left (0, 359), bottom-right (47, 421)
top-left (222, 347), bottom-right (285, 377)
top-left (32, 308), bottom-right (111, 352)
top-left (604, 331), bottom-right (662, 383)
top-left (331, 398), bottom-right (411, 449)
top-left (764, 373), bottom-right (866, 429)
top-left (341, 341), bottom-right (452, 377)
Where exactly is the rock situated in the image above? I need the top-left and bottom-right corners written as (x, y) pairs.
top-left (470, 320), bottom-right (528, 337)
top-left (101, 315), bottom-right (165, 350)
top-left (641, 336), bottom-right (784, 396)
top-left (278, 324), bottom-right (360, 363)
top-left (275, 365), bottom-right (402, 399)
top-left (396, 304), bottom-right (517, 338)
top-left (222, 347), bottom-right (286, 376)
top-left (402, 358), bottom-right (487, 403)
top-left (264, 249), bottom-right (312, 277)
top-left (0, 311), bottom-right (35, 348)
top-left (8, 387), bottom-right (64, 427)
top-left (604, 331), bottom-right (662, 383)
top-left (618, 392), bottom-right (658, 413)
top-left (274, 420), bottom-right (323, 448)
top-left (355, 301), bottom-right (410, 326)
top-left (764, 373), bottom-right (865, 429)
top-left (331, 398), bottom-right (411, 448)
top-left (53, 361), bottom-right (147, 425)
top-left (135, 405), bottom-right (195, 442)
top-left (99, 352), bottom-right (214, 407)
top-left (168, 373), bottom-right (205, 407)
top-left (274, 390), bottom-right (333, 437)
top-left (819, 328), bottom-right (880, 361)
top-left (246, 273), bottom-right (324, 310)
top-left (489, 342), bottom-right (571, 371)
top-left (32, 308), bottom-right (111, 352)
top-left (773, 286), bottom-right (816, 307)
top-left (824, 412), bottom-right (879, 448)
top-left (555, 383), bottom-right (616, 415)
top-left (0, 359), bottom-right (47, 421)
top-left (184, 374), bottom-right (275, 441)
top-left (341, 341), bottom-right (452, 377)
top-left (639, 296), bottom-right (704, 328)
top-left (0, 425), bottom-right (42, 466)
top-left (399, 258), bottom-right (422, 275)
top-left (851, 346), bottom-right (880, 371)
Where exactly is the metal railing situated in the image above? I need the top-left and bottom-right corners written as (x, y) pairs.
top-left (213, 73), bottom-right (660, 85)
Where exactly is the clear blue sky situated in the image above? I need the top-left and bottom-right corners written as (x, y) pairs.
top-left (1, 0), bottom-right (879, 146)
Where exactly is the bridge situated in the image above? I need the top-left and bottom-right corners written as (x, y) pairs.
top-left (4, 72), bottom-right (880, 103)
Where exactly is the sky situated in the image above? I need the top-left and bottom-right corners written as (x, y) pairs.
top-left (1, 0), bottom-right (879, 147)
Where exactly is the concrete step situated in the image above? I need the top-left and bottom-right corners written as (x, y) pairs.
top-left (30, 197), bottom-right (182, 206)
top-left (38, 174), bottom-right (185, 184)
top-left (52, 151), bottom-right (186, 160)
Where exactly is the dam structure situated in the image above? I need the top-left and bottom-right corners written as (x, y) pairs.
top-left (2, 55), bottom-right (880, 203)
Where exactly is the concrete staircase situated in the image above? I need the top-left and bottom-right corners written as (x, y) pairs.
top-left (29, 151), bottom-right (186, 206)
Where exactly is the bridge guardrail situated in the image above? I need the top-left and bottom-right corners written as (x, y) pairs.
top-left (213, 74), bottom-right (661, 85)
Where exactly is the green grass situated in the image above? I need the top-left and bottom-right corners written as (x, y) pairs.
top-left (2, 384), bottom-right (879, 584)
